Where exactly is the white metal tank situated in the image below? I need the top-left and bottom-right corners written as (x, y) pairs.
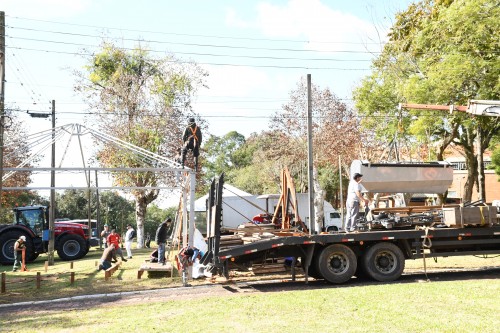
top-left (350, 160), bottom-right (453, 194)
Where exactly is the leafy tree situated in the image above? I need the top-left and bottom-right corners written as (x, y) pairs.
top-left (74, 42), bottom-right (207, 247)
top-left (0, 108), bottom-right (35, 221)
top-left (354, 0), bottom-right (500, 202)
top-left (202, 131), bottom-right (246, 184)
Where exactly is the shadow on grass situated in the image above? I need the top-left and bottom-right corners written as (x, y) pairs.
top-left (247, 266), bottom-right (500, 292)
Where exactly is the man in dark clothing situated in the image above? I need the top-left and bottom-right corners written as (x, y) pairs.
top-left (155, 218), bottom-right (171, 265)
top-left (98, 244), bottom-right (117, 271)
top-left (181, 117), bottom-right (202, 171)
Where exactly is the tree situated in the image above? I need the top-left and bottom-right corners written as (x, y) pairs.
top-left (202, 131), bottom-right (246, 185)
top-left (74, 41), bottom-right (207, 247)
top-left (0, 108), bottom-right (37, 223)
top-left (354, 0), bottom-right (500, 202)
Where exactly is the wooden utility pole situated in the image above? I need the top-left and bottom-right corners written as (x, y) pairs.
top-left (0, 12), bottom-right (5, 213)
top-left (306, 74), bottom-right (315, 234)
top-left (48, 100), bottom-right (56, 265)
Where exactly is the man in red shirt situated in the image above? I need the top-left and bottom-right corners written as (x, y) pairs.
top-left (107, 229), bottom-right (127, 262)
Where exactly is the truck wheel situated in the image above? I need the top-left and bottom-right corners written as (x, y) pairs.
top-left (326, 226), bottom-right (338, 232)
top-left (362, 242), bottom-right (405, 282)
top-left (0, 231), bottom-right (34, 264)
top-left (315, 244), bottom-right (356, 284)
top-left (57, 235), bottom-right (86, 260)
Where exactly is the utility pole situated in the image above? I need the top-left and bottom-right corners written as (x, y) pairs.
top-left (0, 12), bottom-right (6, 213)
top-left (306, 74), bottom-right (315, 234)
top-left (48, 100), bottom-right (56, 265)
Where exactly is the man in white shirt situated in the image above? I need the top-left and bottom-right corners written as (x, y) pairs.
top-left (124, 224), bottom-right (135, 259)
top-left (345, 173), bottom-right (369, 232)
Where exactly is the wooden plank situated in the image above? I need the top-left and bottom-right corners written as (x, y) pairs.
top-left (137, 261), bottom-right (173, 279)
top-left (105, 259), bottom-right (122, 281)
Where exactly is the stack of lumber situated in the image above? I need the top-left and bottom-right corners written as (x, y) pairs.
top-left (220, 235), bottom-right (244, 249)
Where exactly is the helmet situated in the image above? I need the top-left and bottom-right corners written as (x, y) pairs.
top-left (188, 117), bottom-right (196, 124)
top-left (20, 236), bottom-right (26, 241)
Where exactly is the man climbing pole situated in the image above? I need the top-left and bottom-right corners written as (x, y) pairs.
top-left (182, 117), bottom-right (202, 171)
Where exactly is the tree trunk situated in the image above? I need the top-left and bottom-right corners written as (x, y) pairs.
top-left (477, 127), bottom-right (486, 202)
top-left (135, 199), bottom-right (146, 249)
top-left (313, 167), bottom-right (324, 232)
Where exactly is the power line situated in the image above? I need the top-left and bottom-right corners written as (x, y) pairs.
top-left (7, 26), bottom-right (381, 54)
top-left (6, 15), bottom-right (384, 46)
top-left (4, 45), bottom-right (372, 71)
top-left (6, 34), bottom-right (373, 62)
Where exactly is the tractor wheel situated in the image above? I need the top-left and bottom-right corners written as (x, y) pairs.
top-left (0, 231), bottom-right (34, 264)
top-left (56, 234), bottom-right (87, 261)
top-left (361, 242), bottom-right (405, 282)
top-left (315, 244), bottom-right (356, 284)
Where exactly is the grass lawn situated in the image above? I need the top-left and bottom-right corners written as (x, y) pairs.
top-left (0, 245), bottom-right (499, 332)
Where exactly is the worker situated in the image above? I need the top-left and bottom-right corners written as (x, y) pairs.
top-left (98, 243), bottom-right (117, 271)
top-left (12, 235), bottom-right (26, 272)
top-left (345, 173), bottom-right (369, 232)
top-left (181, 117), bottom-right (202, 171)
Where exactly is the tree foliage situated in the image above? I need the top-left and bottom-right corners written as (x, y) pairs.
top-left (73, 41), bottom-right (207, 246)
top-left (353, 0), bottom-right (500, 202)
top-left (1, 108), bottom-right (35, 211)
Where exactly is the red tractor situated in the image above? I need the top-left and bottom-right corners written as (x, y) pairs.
top-left (0, 205), bottom-right (97, 264)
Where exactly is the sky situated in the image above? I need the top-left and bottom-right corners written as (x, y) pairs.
top-left (1, 0), bottom-right (413, 202)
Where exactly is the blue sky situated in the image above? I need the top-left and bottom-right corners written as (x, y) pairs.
top-left (3, 0), bottom-right (412, 137)
top-left (1, 0), bottom-right (412, 192)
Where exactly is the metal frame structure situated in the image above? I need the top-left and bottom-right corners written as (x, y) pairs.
top-left (1, 123), bottom-right (197, 272)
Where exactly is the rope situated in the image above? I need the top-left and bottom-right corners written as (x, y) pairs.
top-left (419, 226), bottom-right (434, 282)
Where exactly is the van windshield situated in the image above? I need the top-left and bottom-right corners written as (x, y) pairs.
top-left (330, 212), bottom-right (340, 219)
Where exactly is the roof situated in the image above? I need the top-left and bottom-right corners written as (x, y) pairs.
top-left (195, 184), bottom-right (253, 211)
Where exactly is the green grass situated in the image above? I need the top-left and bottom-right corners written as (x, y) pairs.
top-left (1, 279), bottom-right (499, 333)
top-left (0, 245), bottom-right (186, 304)
top-left (0, 248), bottom-right (499, 332)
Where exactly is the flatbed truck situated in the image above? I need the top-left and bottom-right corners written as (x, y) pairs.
top-left (202, 175), bottom-right (500, 284)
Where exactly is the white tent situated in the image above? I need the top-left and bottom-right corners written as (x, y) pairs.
top-left (194, 184), bottom-right (254, 211)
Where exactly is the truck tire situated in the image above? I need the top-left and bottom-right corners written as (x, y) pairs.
top-left (315, 244), bottom-right (356, 284)
top-left (0, 231), bottom-right (34, 264)
top-left (361, 242), bottom-right (405, 282)
top-left (56, 234), bottom-right (87, 261)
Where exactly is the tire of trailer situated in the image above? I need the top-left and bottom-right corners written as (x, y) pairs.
top-left (315, 244), bottom-right (356, 284)
top-left (56, 234), bottom-right (87, 261)
top-left (361, 242), bottom-right (405, 282)
top-left (0, 231), bottom-right (35, 264)
top-left (354, 256), bottom-right (368, 280)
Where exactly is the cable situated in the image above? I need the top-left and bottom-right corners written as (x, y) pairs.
top-left (7, 26), bottom-right (382, 54)
top-left (4, 45), bottom-right (371, 71)
top-left (6, 15), bottom-right (384, 46)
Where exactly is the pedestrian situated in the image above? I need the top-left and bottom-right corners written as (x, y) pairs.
top-left (12, 235), bottom-right (26, 272)
top-left (107, 229), bottom-right (127, 262)
top-left (155, 218), bottom-right (171, 265)
top-left (100, 224), bottom-right (110, 249)
top-left (124, 224), bottom-right (135, 259)
top-left (97, 244), bottom-right (116, 271)
top-left (181, 117), bottom-right (202, 171)
top-left (345, 173), bottom-right (369, 232)
top-left (145, 233), bottom-right (151, 248)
